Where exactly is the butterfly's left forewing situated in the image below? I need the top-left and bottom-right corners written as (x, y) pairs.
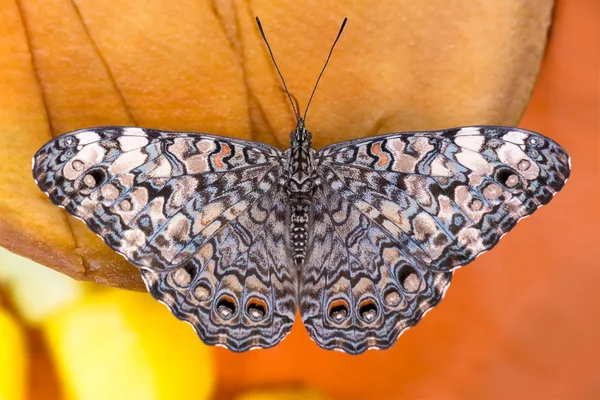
top-left (33, 127), bottom-right (296, 351)
top-left (301, 126), bottom-right (570, 354)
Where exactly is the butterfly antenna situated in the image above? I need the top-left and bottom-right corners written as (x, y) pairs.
top-left (303, 17), bottom-right (347, 122)
top-left (256, 17), bottom-right (300, 121)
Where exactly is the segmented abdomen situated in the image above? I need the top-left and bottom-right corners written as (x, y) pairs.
top-left (289, 193), bottom-right (311, 265)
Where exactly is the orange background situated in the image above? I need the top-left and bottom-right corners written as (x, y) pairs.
top-left (215, 1), bottom-right (600, 398)
top-left (0, 0), bottom-right (597, 399)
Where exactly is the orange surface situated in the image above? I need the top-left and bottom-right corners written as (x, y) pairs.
top-left (0, 0), bottom-right (553, 290)
top-left (214, 1), bottom-right (600, 399)
top-left (0, 0), bottom-right (597, 399)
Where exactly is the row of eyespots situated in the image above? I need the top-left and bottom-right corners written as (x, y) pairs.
top-left (215, 295), bottom-right (268, 322)
top-left (328, 298), bottom-right (380, 324)
top-left (169, 263), bottom-right (270, 322)
top-left (175, 264), bottom-right (421, 325)
top-left (326, 265), bottom-right (423, 324)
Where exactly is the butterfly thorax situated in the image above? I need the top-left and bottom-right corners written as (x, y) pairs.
top-left (285, 119), bottom-right (316, 265)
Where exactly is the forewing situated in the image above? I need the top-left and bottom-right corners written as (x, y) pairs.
top-left (33, 126), bottom-right (296, 351)
top-left (301, 126), bottom-right (570, 354)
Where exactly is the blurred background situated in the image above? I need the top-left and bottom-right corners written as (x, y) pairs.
top-left (0, 0), bottom-right (598, 399)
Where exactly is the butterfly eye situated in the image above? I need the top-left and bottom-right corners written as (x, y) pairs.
top-left (216, 295), bottom-right (236, 320)
top-left (495, 168), bottom-right (520, 188)
top-left (328, 299), bottom-right (349, 323)
top-left (246, 298), bottom-right (268, 321)
top-left (398, 265), bottom-right (421, 293)
top-left (82, 168), bottom-right (107, 189)
top-left (358, 298), bottom-right (378, 323)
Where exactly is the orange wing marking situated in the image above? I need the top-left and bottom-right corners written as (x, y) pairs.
top-left (371, 142), bottom-right (390, 168)
top-left (212, 143), bottom-right (231, 169)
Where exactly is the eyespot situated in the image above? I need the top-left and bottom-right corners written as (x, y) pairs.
top-left (118, 199), bottom-right (132, 211)
top-left (246, 297), bottom-right (268, 321)
top-left (100, 183), bottom-right (119, 201)
top-left (192, 282), bottom-right (212, 301)
top-left (137, 215), bottom-right (153, 231)
top-left (528, 136), bottom-right (543, 147)
top-left (358, 298), bottom-right (378, 323)
top-left (183, 262), bottom-right (197, 280)
top-left (61, 135), bottom-right (77, 148)
top-left (82, 168), bottom-right (107, 189)
top-left (171, 261), bottom-right (196, 287)
top-left (216, 295), bottom-right (236, 320)
top-left (483, 183), bottom-right (503, 200)
top-left (469, 198), bottom-right (484, 211)
top-left (383, 288), bottom-right (401, 307)
top-left (328, 299), bottom-right (349, 323)
top-left (495, 168), bottom-right (520, 188)
top-left (398, 265), bottom-right (421, 292)
top-left (451, 214), bottom-right (465, 227)
top-left (71, 160), bottom-right (84, 171)
top-left (517, 159), bottom-right (532, 172)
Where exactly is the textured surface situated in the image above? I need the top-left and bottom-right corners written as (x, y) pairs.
top-left (0, 0), bottom-right (553, 289)
top-left (3, 0), bottom-right (599, 397)
top-left (33, 124), bottom-right (569, 353)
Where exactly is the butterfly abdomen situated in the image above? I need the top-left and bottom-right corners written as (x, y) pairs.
top-left (289, 194), bottom-right (311, 265)
top-left (285, 131), bottom-right (316, 265)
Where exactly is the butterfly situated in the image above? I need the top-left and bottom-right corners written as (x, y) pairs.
top-left (31, 18), bottom-right (570, 354)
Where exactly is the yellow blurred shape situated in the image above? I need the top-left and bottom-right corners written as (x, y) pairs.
top-left (0, 248), bottom-right (84, 325)
top-left (43, 289), bottom-right (214, 400)
top-left (236, 388), bottom-right (328, 400)
top-left (0, 308), bottom-right (27, 400)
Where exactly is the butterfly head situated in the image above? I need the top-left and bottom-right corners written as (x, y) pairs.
top-left (290, 118), bottom-right (312, 147)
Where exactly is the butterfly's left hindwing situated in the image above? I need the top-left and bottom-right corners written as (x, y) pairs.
top-left (32, 126), bottom-right (296, 351)
top-left (300, 126), bottom-right (570, 354)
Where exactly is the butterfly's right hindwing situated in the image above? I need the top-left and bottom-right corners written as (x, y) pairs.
top-left (32, 126), bottom-right (296, 351)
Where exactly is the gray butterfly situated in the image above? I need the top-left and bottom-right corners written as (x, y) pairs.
top-left (31, 18), bottom-right (570, 354)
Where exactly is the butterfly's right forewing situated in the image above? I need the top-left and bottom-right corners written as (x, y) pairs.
top-left (33, 127), bottom-right (296, 351)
